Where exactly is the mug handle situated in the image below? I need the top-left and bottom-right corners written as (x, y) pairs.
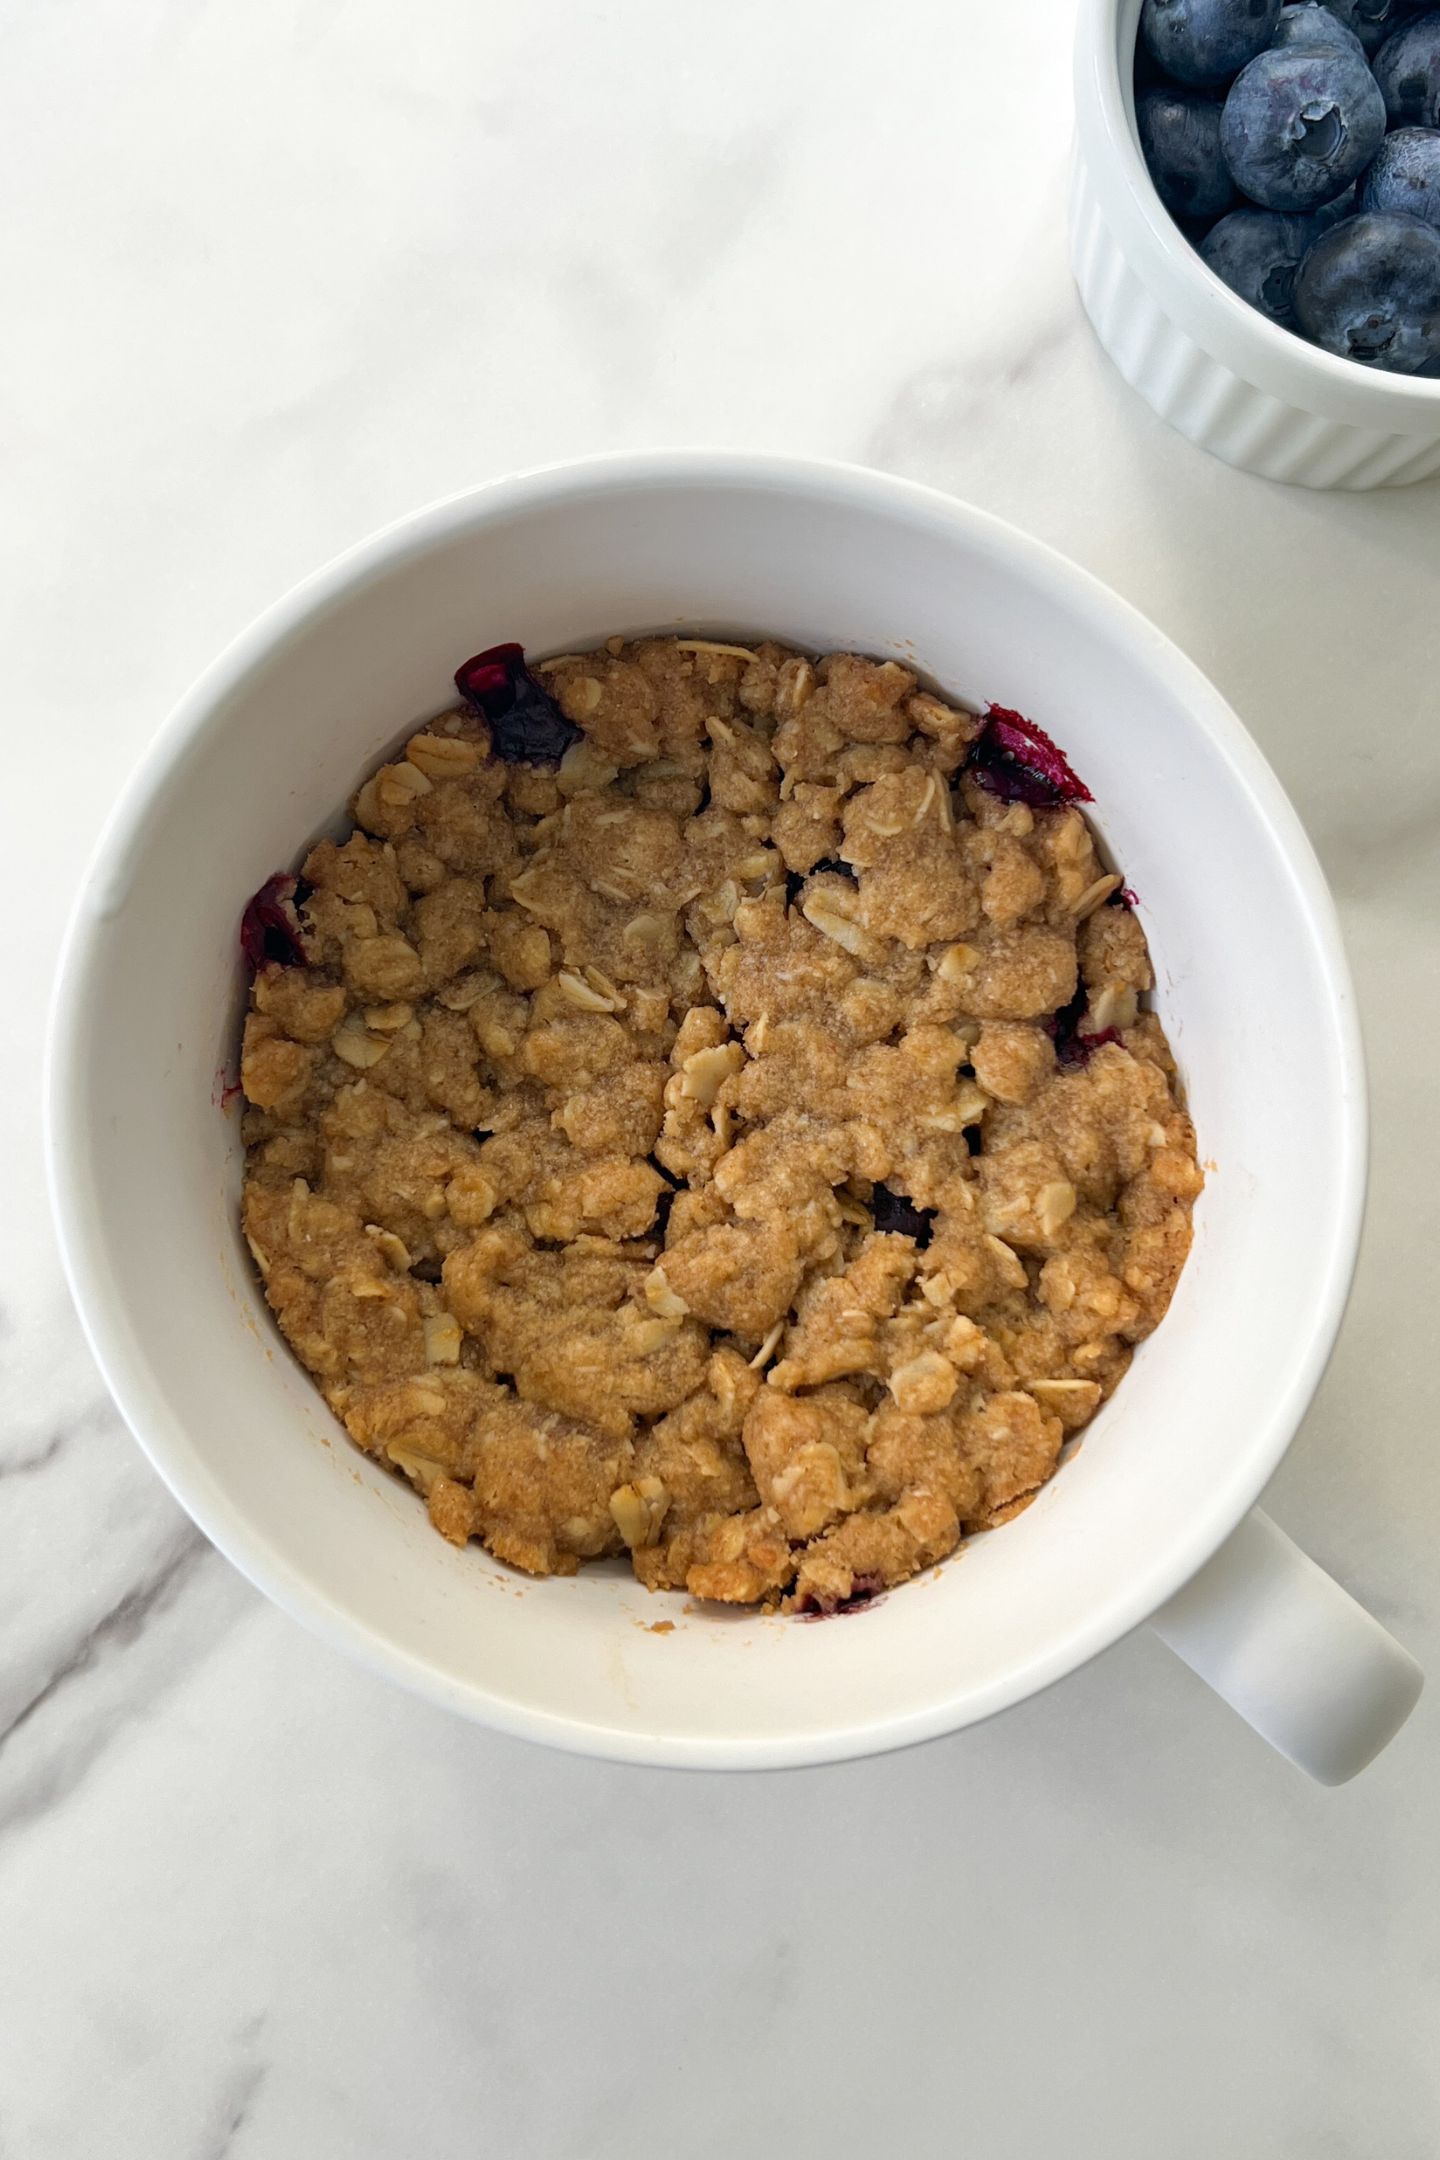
top-left (1150, 1509), bottom-right (1423, 1785)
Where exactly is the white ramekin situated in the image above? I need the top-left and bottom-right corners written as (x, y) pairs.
top-left (1072, 0), bottom-right (1440, 488)
top-left (46, 454), bottom-right (1422, 1777)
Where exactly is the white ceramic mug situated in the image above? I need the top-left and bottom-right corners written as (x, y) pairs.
top-left (47, 454), bottom-right (1422, 1781)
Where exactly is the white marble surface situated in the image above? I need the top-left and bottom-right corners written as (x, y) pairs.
top-left (3, 2), bottom-right (1439, 2153)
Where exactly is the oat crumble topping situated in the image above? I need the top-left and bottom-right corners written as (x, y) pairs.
top-left (239, 637), bottom-right (1202, 1613)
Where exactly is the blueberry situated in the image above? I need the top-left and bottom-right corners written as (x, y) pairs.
top-left (1138, 86), bottom-right (1237, 221)
top-left (1302, 0), bottom-right (1368, 25)
top-left (870, 1185), bottom-right (936, 1245)
top-left (1360, 123), bottom-right (1440, 224)
top-left (1221, 45), bottom-right (1386, 208)
top-left (966, 704), bottom-right (1093, 810)
top-left (1372, 9), bottom-right (1440, 123)
top-left (1141, 0), bottom-right (1283, 85)
top-left (1133, 31), bottom-right (1168, 88)
top-left (1294, 207), bottom-right (1440, 364)
top-left (1271, 2), bottom-right (1368, 55)
top-left (1048, 989), bottom-right (1124, 1072)
top-left (240, 874), bottom-right (308, 972)
top-left (1200, 206), bottom-right (1315, 319)
top-left (453, 642), bottom-right (582, 765)
top-left (1350, 0), bottom-right (1425, 56)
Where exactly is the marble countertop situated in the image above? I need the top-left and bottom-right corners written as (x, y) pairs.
top-left (4, 2), bottom-right (1439, 2153)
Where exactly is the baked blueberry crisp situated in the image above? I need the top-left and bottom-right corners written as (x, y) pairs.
top-left (239, 638), bottom-right (1201, 1613)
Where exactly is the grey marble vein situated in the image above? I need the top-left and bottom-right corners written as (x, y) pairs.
top-left (0, 1528), bottom-right (235, 1836)
top-left (0, 1426), bottom-right (66, 1480)
top-left (1, 1528), bottom-right (208, 1751)
top-left (0, 1393), bottom-right (118, 1483)
top-left (192, 2033), bottom-right (267, 2160)
top-left (865, 301), bottom-right (1080, 476)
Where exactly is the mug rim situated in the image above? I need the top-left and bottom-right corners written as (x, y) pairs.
top-left (44, 451), bottom-right (1369, 1766)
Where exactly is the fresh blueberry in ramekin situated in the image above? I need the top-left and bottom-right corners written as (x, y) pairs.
top-left (1272, 3), bottom-right (1368, 55)
top-left (1372, 9), bottom-right (1440, 124)
top-left (1221, 43), bottom-right (1388, 207)
top-left (1294, 205), bottom-right (1440, 363)
top-left (1351, 0), bottom-right (1427, 56)
top-left (1360, 122), bottom-right (1440, 218)
top-left (1200, 204), bottom-right (1316, 316)
top-left (1139, 83), bottom-right (1238, 213)
top-left (1142, 0), bottom-right (1283, 83)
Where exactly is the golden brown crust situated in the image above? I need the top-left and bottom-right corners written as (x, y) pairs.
top-left (241, 639), bottom-right (1201, 1610)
